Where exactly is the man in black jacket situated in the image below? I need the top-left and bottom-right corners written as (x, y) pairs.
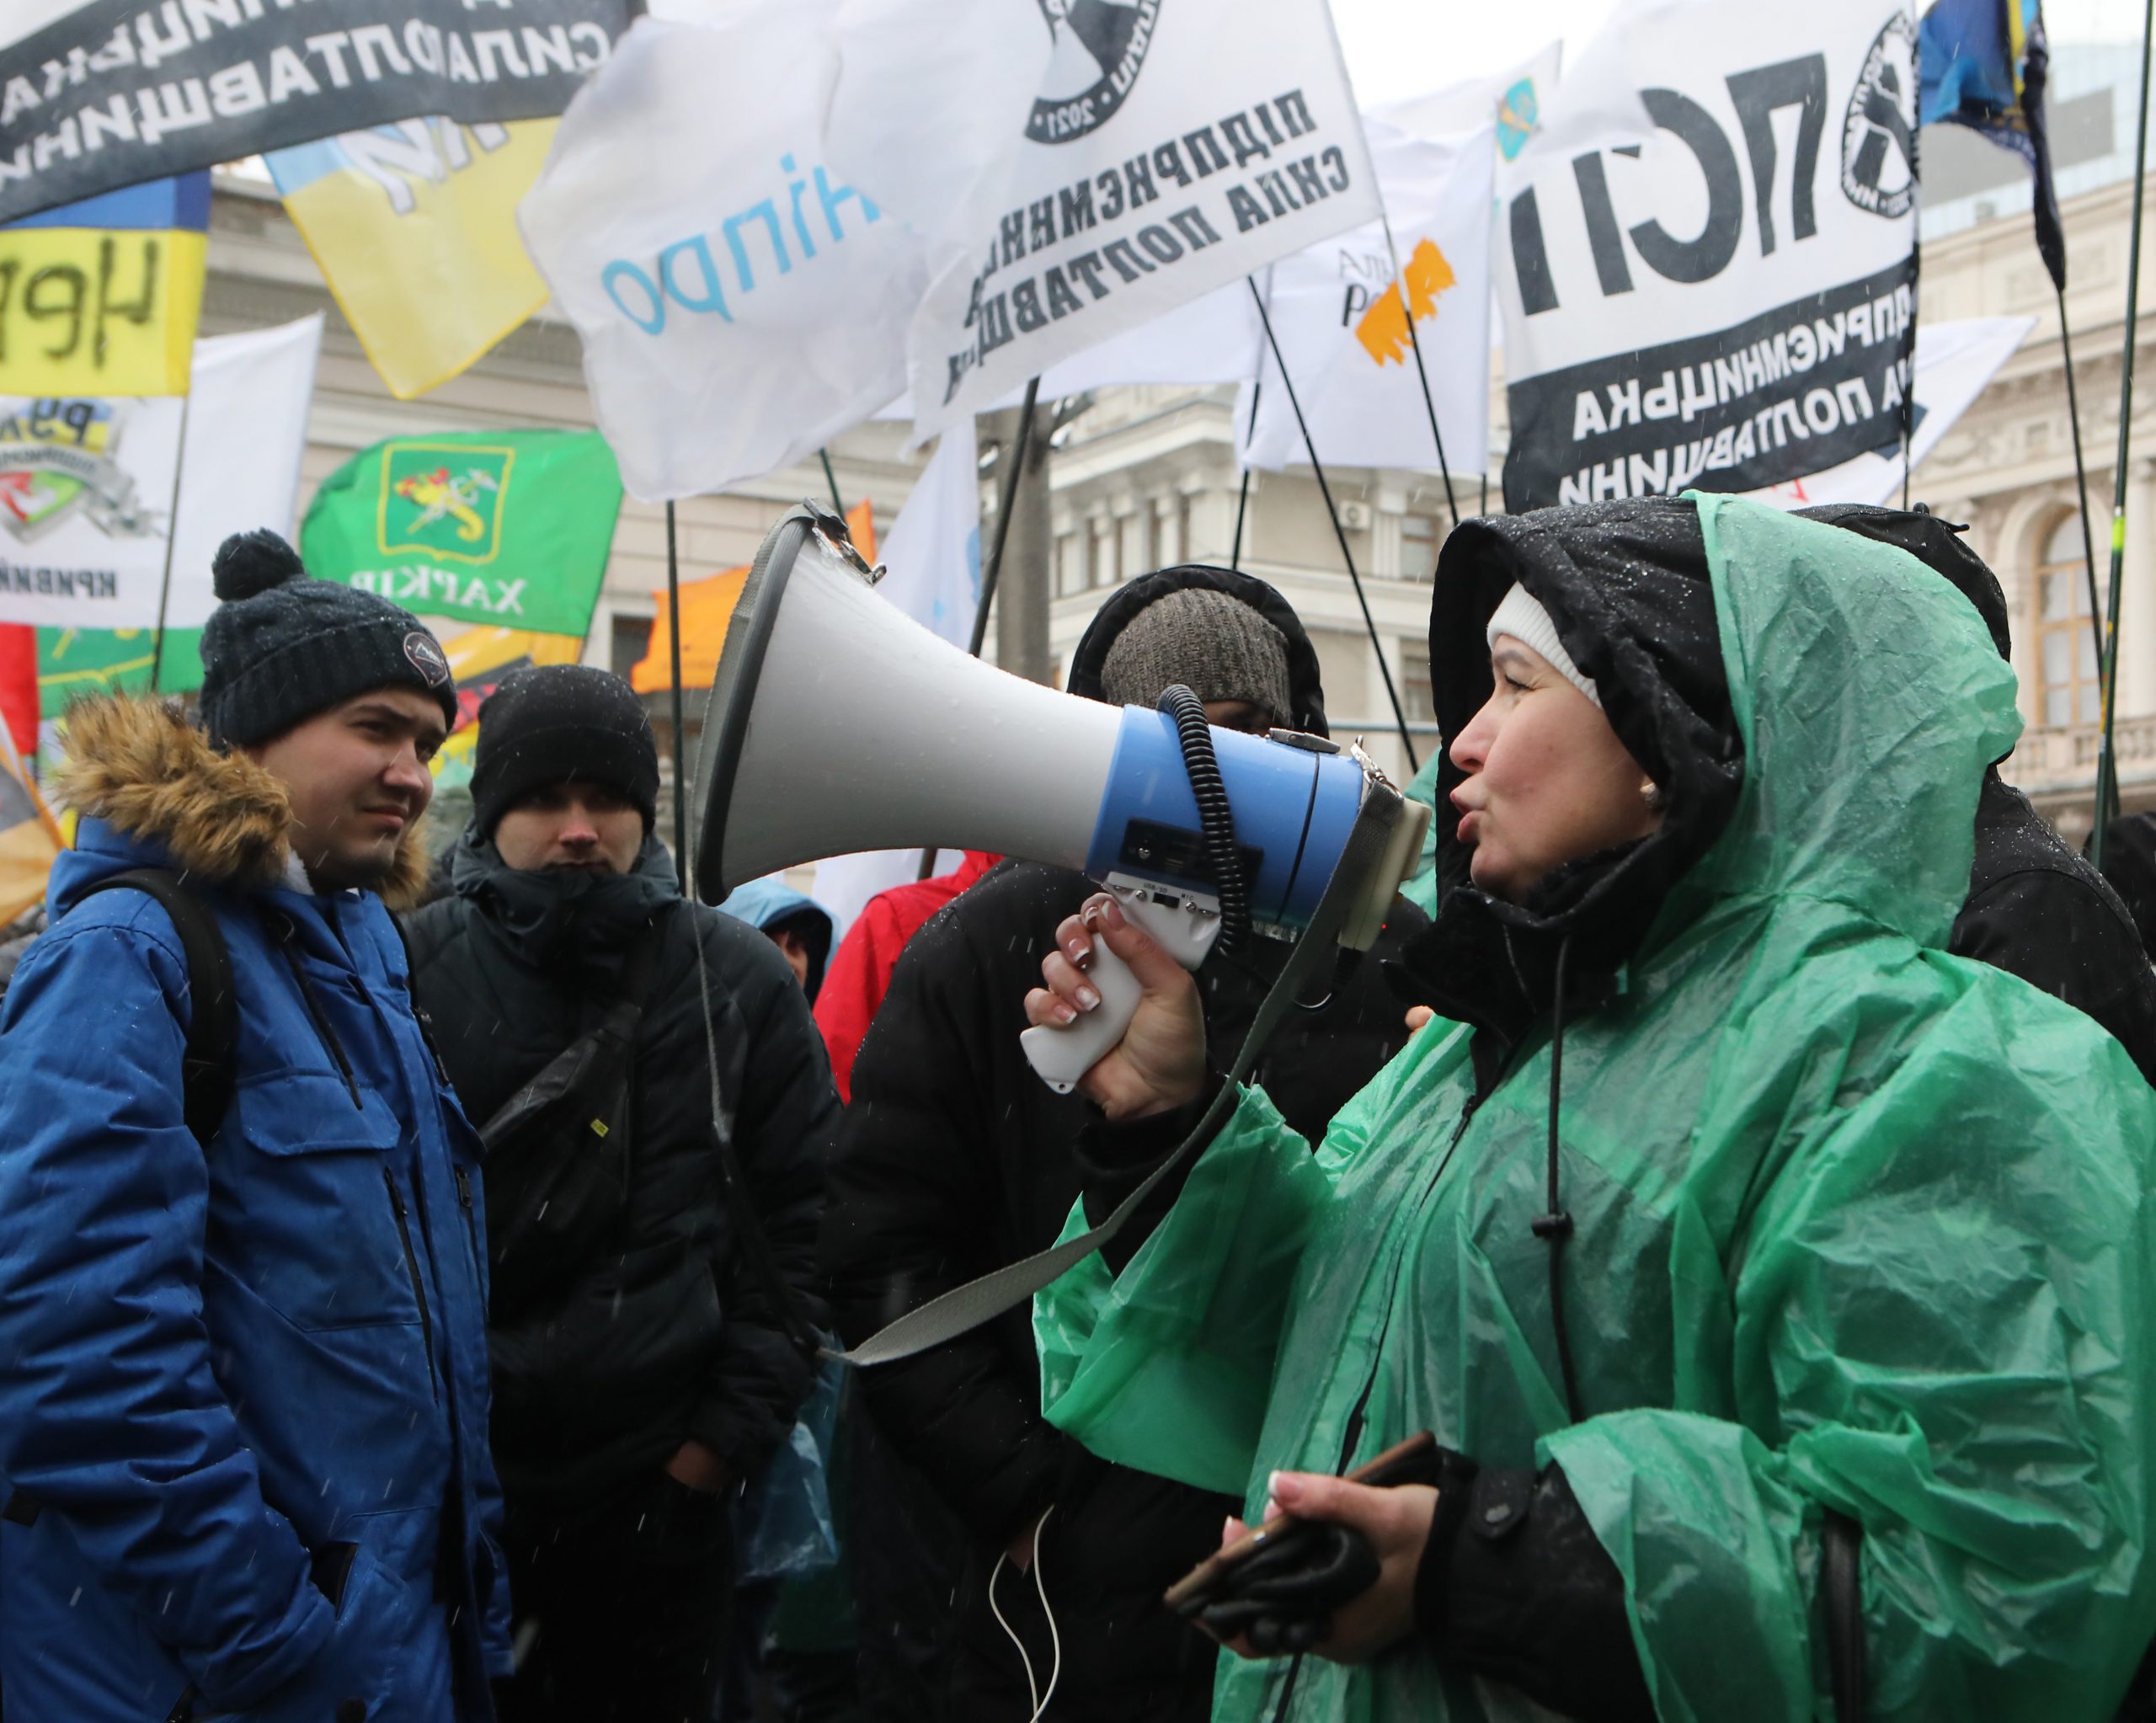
top-left (1801, 504), bottom-right (2156, 1083)
top-left (822, 567), bottom-right (1429, 1722)
top-left (406, 664), bottom-right (835, 1723)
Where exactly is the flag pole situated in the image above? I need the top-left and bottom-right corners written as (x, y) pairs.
top-left (967, 377), bottom-right (1041, 659)
top-left (1377, 212), bottom-right (1460, 531)
top-left (664, 499), bottom-right (687, 894)
top-left (2093, 0), bottom-right (2155, 868)
top-left (147, 392), bottom-right (194, 694)
top-left (1230, 381), bottom-right (1261, 570)
top-left (2058, 291), bottom-right (2107, 678)
top-left (818, 446), bottom-right (846, 516)
top-left (1247, 277), bottom-right (1419, 771)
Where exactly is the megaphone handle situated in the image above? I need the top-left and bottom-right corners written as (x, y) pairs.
top-left (1020, 892), bottom-right (1219, 1095)
top-left (1019, 940), bottom-right (1147, 1095)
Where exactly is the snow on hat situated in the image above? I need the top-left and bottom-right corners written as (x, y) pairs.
top-left (199, 529), bottom-right (457, 747)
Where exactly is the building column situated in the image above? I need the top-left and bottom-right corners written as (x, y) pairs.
top-left (2120, 457), bottom-right (2156, 720)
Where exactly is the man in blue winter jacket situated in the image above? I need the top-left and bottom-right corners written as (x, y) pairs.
top-left (0, 530), bottom-right (511, 1722)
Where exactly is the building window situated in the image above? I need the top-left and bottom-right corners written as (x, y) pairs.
top-left (1087, 515), bottom-right (1118, 588)
top-left (610, 613), bottom-right (653, 679)
top-left (1400, 514), bottom-right (1439, 580)
top-left (1401, 640), bottom-right (1434, 723)
top-left (2035, 514), bottom-right (2103, 728)
top-left (1055, 531), bottom-right (1086, 597)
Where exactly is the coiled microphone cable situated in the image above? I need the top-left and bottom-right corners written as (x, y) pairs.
top-left (1155, 684), bottom-right (1251, 953)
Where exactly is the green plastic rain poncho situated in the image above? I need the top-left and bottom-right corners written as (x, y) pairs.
top-left (1036, 494), bottom-right (2156, 1722)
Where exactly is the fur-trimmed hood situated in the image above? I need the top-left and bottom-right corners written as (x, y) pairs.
top-left (55, 693), bottom-right (430, 910)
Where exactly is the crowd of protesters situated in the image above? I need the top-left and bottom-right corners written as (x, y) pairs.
top-left (0, 493), bottom-right (2152, 1723)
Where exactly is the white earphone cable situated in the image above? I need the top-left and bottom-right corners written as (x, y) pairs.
top-left (988, 1505), bottom-right (1060, 1722)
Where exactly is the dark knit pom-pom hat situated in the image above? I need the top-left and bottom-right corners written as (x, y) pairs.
top-left (198, 529), bottom-right (458, 748)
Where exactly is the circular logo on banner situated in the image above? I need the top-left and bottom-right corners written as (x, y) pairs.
top-left (1027, 0), bottom-right (1157, 144)
top-left (1841, 14), bottom-right (1919, 217)
top-left (403, 631), bottom-right (451, 688)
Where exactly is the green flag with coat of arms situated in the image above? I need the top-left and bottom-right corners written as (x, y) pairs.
top-left (300, 429), bottom-right (622, 635)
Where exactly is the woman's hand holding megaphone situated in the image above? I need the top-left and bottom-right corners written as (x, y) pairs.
top-left (1027, 893), bottom-right (1209, 1121)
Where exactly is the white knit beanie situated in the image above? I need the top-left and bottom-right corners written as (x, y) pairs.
top-left (1486, 583), bottom-right (1600, 708)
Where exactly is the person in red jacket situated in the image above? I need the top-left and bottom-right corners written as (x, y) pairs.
top-left (813, 850), bottom-right (999, 1101)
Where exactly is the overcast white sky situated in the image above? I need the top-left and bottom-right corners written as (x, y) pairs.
top-left (5, 1), bottom-right (2154, 111)
top-left (1330, 0), bottom-right (2154, 109)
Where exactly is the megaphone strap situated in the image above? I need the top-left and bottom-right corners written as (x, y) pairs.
top-left (835, 776), bottom-right (1407, 1369)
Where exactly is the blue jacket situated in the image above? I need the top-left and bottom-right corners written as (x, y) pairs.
top-left (716, 876), bottom-right (834, 1000)
top-left (0, 696), bottom-right (510, 1722)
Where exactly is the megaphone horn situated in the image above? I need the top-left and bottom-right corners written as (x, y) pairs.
top-left (693, 504), bottom-right (1430, 1090)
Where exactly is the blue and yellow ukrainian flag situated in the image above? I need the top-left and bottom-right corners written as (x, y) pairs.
top-left (267, 120), bottom-right (554, 401)
top-left (0, 173), bottom-right (211, 398)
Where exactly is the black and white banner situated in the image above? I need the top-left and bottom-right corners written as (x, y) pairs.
top-left (826, 0), bottom-right (1382, 435)
top-left (1498, 0), bottom-right (1918, 512)
top-left (0, 0), bottom-right (631, 225)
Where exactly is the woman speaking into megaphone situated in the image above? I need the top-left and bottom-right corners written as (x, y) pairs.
top-left (1023, 494), bottom-right (2156, 1723)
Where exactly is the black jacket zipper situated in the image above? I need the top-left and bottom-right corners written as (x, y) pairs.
top-left (382, 1167), bottom-right (440, 1403)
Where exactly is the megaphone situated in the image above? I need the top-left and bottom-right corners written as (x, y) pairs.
top-left (693, 504), bottom-right (1430, 1091)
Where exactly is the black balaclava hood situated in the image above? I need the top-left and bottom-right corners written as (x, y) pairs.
top-left (1067, 564), bottom-right (1330, 737)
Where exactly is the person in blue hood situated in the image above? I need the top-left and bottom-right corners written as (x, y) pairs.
top-left (718, 876), bottom-right (835, 1001)
top-left (0, 530), bottom-right (509, 1722)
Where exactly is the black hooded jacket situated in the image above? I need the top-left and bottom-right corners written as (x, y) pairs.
top-left (1800, 504), bottom-right (2156, 1083)
top-left (406, 832), bottom-right (835, 1505)
top-left (819, 566), bottom-right (1428, 1719)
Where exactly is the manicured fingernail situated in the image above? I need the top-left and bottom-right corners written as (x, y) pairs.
top-left (1075, 984), bottom-right (1101, 1011)
top-left (1054, 1001), bottom-right (1077, 1025)
top-left (1066, 939), bottom-right (1092, 969)
top-left (1268, 1471), bottom-right (1300, 1506)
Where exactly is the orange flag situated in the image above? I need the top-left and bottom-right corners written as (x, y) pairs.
top-left (632, 567), bottom-right (750, 695)
top-left (846, 498), bottom-right (877, 563)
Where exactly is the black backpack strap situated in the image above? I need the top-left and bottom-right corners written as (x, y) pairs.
top-left (74, 869), bottom-right (236, 1150)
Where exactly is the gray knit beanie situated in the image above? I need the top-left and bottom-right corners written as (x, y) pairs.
top-left (199, 529), bottom-right (457, 748)
top-left (1097, 588), bottom-right (1293, 723)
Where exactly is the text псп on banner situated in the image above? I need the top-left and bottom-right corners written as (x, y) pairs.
top-left (1498, 0), bottom-right (1919, 513)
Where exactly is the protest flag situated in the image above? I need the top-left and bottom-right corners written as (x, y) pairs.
top-left (826, 0), bottom-right (1386, 434)
top-left (520, 8), bottom-right (922, 502)
top-left (0, 315), bottom-right (321, 630)
top-left (301, 429), bottom-right (622, 635)
top-left (0, 706), bottom-right (63, 925)
top-left (0, 1), bottom-right (632, 226)
top-left (267, 118), bottom-right (556, 401)
top-left (1920, 0), bottom-right (2063, 289)
top-left (0, 624), bottom-right (33, 757)
top-left (846, 499), bottom-right (877, 563)
top-left (36, 625), bottom-right (201, 713)
top-left (631, 567), bottom-right (750, 696)
top-left (0, 173), bottom-right (210, 398)
top-left (1750, 314), bottom-right (2036, 506)
top-left (1497, 0), bottom-right (1920, 512)
top-left (1240, 123), bottom-right (1497, 483)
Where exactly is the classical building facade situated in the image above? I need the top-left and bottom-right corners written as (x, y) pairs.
top-left (194, 67), bottom-right (2156, 845)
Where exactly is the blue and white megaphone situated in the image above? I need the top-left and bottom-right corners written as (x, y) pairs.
top-left (691, 504), bottom-right (1430, 1091)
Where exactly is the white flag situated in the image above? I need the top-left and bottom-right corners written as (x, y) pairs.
top-left (0, 315), bottom-right (322, 630)
top-left (519, 8), bottom-right (925, 503)
top-left (1497, 0), bottom-right (1919, 511)
top-left (1750, 315), bottom-right (2034, 509)
top-left (828, 0), bottom-right (1384, 435)
top-left (808, 414), bottom-right (982, 935)
top-left (1240, 121), bottom-right (1496, 481)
